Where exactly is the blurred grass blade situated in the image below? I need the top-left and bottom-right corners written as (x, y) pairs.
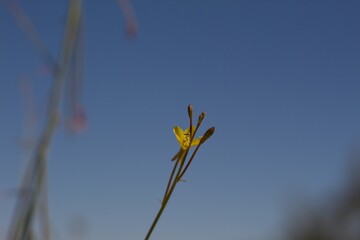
top-left (117, 0), bottom-right (138, 37)
top-left (39, 172), bottom-right (50, 240)
top-left (18, 76), bottom-right (38, 150)
top-left (3, 0), bottom-right (57, 69)
top-left (65, 13), bottom-right (87, 133)
top-left (7, 1), bottom-right (83, 239)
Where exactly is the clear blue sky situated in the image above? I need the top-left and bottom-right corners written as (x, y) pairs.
top-left (1, 0), bottom-right (360, 239)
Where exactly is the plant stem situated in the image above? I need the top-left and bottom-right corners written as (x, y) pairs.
top-left (179, 143), bottom-right (201, 180)
top-left (145, 154), bottom-right (185, 240)
top-left (163, 156), bottom-right (179, 199)
top-left (144, 198), bottom-right (167, 240)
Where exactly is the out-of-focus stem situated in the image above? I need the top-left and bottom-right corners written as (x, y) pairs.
top-left (7, 1), bottom-right (82, 239)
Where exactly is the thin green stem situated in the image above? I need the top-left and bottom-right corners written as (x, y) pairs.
top-left (178, 143), bottom-right (202, 180)
top-left (144, 197), bottom-right (167, 240)
top-left (145, 153), bottom-right (186, 240)
top-left (145, 177), bottom-right (179, 240)
top-left (163, 155), bottom-right (180, 200)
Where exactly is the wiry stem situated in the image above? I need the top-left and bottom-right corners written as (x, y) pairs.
top-left (163, 154), bottom-right (180, 200)
top-left (179, 144), bottom-right (202, 180)
top-left (145, 153), bottom-right (185, 240)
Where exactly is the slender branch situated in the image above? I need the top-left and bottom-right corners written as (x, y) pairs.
top-left (178, 144), bottom-right (202, 180)
top-left (145, 154), bottom-right (184, 240)
top-left (163, 156), bottom-right (180, 199)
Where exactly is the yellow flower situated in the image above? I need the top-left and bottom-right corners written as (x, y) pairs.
top-left (173, 126), bottom-right (202, 150)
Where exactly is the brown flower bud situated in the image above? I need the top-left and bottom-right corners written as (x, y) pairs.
top-left (197, 112), bottom-right (206, 126)
top-left (187, 104), bottom-right (193, 119)
top-left (200, 127), bottom-right (215, 144)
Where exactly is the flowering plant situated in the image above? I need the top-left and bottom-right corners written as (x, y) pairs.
top-left (145, 105), bottom-right (215, 240)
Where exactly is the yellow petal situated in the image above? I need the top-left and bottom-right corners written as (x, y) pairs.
top-left (173, 126), bottom-right (184, 145)
top-left (190, 137), bottom-right (202, 147)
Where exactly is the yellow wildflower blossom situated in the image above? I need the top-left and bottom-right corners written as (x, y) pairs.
top-left (173, 126), bottom-right (202, 149)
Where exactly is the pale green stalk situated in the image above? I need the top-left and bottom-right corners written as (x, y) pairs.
top-left (7, 1), bottom-right (82, 239)
top-left (145, 152), bottom-right (187, 240)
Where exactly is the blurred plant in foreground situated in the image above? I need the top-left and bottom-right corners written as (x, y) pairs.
top-left (285, 157), bottom-right (360, 240)
top-left (144, 105), bottom-right (215, 240)
top-left (2, 0), bottom-right (137, 239)
top-left (6, 1), bottom-right (83, 239)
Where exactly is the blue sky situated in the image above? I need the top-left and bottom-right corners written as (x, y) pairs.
top-left (1, 0), bottom-right (360, 239)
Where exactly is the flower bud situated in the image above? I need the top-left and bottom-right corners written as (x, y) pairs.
top-left (197, 112), bottom-right (206, 126)
top-left (200, 127), bottom-right (215, 144)
top-left (187, 105), bottom-right (193, 119)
